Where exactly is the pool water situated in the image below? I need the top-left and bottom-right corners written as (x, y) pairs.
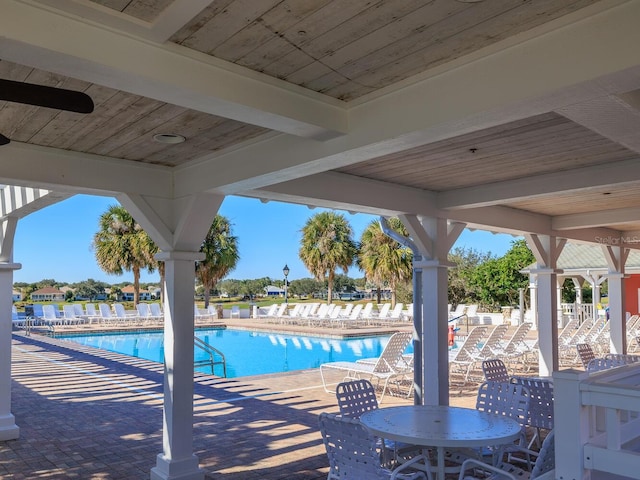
top-left (59, 328), bottom-right (412, 378)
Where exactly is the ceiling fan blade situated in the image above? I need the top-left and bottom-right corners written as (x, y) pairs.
top-left (0, 78), bottom-right (94, 114)
top-left (0, 133), bottom-right (9, 146)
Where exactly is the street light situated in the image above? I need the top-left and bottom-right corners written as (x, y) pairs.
top-left (283, 264), bottom-right (290, 304)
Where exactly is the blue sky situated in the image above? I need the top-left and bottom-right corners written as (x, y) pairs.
top-left (13, 194), bottom-right (520, 285)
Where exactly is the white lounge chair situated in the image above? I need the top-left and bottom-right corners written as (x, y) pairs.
top-left (320, 331), bottom-right (413, 402)
top-left (42, 304), bottom-right (62, 325)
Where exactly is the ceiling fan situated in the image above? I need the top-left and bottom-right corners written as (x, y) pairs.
top-left (0, 78), bottom-right (94, 145)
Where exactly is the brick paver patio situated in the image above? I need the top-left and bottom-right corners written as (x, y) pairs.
top-left (2, 323), bottom-right (485, 479)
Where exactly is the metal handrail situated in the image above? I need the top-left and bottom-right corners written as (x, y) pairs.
top-left (194, 336), bottom-right (227, 377)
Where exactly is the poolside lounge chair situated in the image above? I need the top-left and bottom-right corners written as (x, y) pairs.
top-left (449, 326), bottom-right (488, 384)
top-left (11, 305), bottom-right (25, 329)
top-left (320, 331), bottom-right (413, 402)
top-left (62, 305), bottom-right (83, 325)
top-left (42, 304), bottom-right (61, 325)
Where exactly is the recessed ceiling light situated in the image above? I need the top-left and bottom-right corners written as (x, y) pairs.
top-left (456, 0), bottom-right (484, 3)
top-left (153, 133), bottom-right (185, 144)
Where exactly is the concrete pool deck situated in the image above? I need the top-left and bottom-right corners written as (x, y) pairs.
top-left (3, 320), bottom-right (522, 479)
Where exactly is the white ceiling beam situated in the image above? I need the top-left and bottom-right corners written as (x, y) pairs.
top-left (174, 0), bottom-right (640, 197)
top-left (553, 206), bottom-right (640, 230)
top-left (32, 0), bottom-right (214, 42)
top-left (0, 0), bottom-right (347, 140)
top-left (0, 142), bottom-right (172, 197)
top-left (438, 158), bottom-right (640, 210)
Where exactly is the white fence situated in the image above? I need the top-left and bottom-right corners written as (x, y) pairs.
top-left (554, 364), bottom-right (640, 480)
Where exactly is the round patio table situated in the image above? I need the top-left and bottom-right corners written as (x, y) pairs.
top-left (360, 405), bottom-right (522, 480)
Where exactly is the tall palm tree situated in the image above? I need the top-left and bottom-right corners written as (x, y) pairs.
top-left (299, 211), bottom-right (357, 304)
top-left (93, 205), bottom-right (157, 305)
top-left (196, 215), bottom-right (239, 308)
top-left (358, 218), bottom-right (412, 308)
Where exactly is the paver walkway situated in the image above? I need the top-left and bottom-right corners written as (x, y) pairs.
top-left (1, 322), bottom-right (497, 479)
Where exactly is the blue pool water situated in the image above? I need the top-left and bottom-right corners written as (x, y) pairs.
top-left (59, 328), bottom-right (412, 378)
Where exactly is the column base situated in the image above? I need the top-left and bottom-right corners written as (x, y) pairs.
top-left (0, 413), bottom-right (20, 440)
top-left (150, 454), bottom-right (204, 480)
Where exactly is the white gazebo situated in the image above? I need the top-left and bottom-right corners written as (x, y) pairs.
top-left (1, 1), bottom-right (640, 479)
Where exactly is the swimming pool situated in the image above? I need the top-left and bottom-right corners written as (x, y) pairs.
top-left (59, 328), bottom-right (412, 378)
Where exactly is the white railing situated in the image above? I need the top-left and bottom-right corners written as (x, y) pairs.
top-left (554, 364), bottom-right (640, 480)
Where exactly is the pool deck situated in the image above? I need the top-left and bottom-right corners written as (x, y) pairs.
top-left (3, 319), bottom-right (515, 479)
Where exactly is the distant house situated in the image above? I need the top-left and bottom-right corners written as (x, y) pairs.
top-left (119, 285), bottom-right (153, 302)
top-left (12, 290), bottom-right (22, 302)
top-left (264, 285), bottom-right (285, 297)
top-left (30, 286), bottom-right (65, 302)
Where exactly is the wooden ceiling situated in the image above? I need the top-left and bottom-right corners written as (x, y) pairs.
top-left (2, 0), bottom-right (640, 244)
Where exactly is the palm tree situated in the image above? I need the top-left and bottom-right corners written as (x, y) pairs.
top-left (358, 218), bottom-right (412, 307)
top-left (299, 211), bottom-right (357, 304)
top-left (93, 205), bottom-right (157, 305)
top-left (196, 215), bottom-right (239, 308)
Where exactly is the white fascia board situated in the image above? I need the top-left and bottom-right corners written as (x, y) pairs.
top-left (438, 158), bottom-right (640, 210)
top-left (246, 171), bottom-right (438, 217)
top-left (0, 0), bottom-right (347, 140)
top-left (553, 207), bottom-right (640, 230)
top-left (0, 142), bottom-right (172, 197)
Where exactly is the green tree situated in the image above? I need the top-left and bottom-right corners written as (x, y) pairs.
top-left (299, 212), bottom-right (357, 304)
top-left (448, 247), bottom-right (493, 306)
top-left (196, 215), bottom-right (239, 308)
top-left (470, 239), bottom-right (534, 308)
top-left (289, 278), bottom-right (323, 298)
top-left (93, 205), bottom-right (157, 305)
top-left (358, 218), bottom-right (412, 308)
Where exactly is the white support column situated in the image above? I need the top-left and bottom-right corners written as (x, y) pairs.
top-left (151, 251), bottom-right (205, 480)
top-left (418, 258), bottom-right (450, 406)
top-left (0, 261), bottom-right (21, 441)
top-left (553, 369), bottom-right (591, 480)
top-left (0, 216), bottom-right (20, 441)
top-left (400, 215), bottom-right (463, 406)
top-left (572, 277), bottom-right (583, 305)
top-left (526, 234), bottom-right (565, 377)
top-left (557, 276), bottom-right (565, 329)
top-left (529, 276), bottom-right (538, 330)
top-left (602, 245), bottom-right (628, 354)
top-left (117, 192), bottom-right (223, 480)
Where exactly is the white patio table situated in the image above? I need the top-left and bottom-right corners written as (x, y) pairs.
top-left (360, 405), bottom-right (522, 480)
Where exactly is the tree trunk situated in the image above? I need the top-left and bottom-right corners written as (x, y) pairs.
top-left (133, 267), bottom-right (140, 305)
top-left (376, 286), bottom-right (381, 304)
top-left (204, 284), bottom-right (211, 309)
top-left (327, 271), bottom-right (334, 304)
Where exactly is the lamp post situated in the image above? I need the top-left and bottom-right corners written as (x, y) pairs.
top-left (283, 264), bottom-right (290, 304)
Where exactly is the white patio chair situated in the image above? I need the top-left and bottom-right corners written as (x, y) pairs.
top-left (318, 412), bottom-right (430, 480)
top-left (149, 303), bottom-right (163, 319)
top-left (42, 304), bottom-right (62, 325)
top-left (457, 430), bottom-right (555, 480)
top-left (84, 303), bottom-right (100, 323)
top-left (449, 326), bottom-right (488, 384)
top-left (510, 376), bottom-right (554, 448)
top-left (62, 304), bottom-right (82, 325)
top-left (320, 331), bottom-right (413, 402)
top-left (482, 358), bottom-right (510, 383)
top-left (98, 303), bottom-right (115, 325)
top-left (335, 379), bottom-right (422, 466)
top-left (230, 305), bottom-right (240, 318)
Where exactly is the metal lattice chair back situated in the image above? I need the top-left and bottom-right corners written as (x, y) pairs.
top-left (510, 377), bottom-right (554, 431)
top-left (530, 430), bottom-right (555, 478)
top-left (336, 379), bottom-right (378, 419)
top-left (482, 359), bottom-right (510, 383)
top-left (318, 412), bottom-right (427, 480)
top-left (604, 353), bottom-right (640, 364)
top-left (586, 357), bottom-right (626, 373)
top-left (576, 343), bottom-right (596, 368)
top-left (476, 381), bottom-right (530, 429)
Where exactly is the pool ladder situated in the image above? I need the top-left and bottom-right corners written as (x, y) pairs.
top-left (194, 336), bottom-right (227, 377)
